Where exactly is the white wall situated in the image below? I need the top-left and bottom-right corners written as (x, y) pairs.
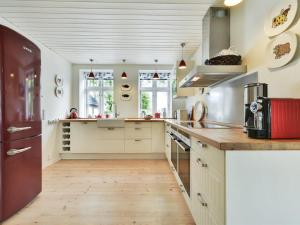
top-left (0, 18), bottom-right (72, 168)
top-left (72, 64), bottom-right (173, 118)
top-left (231, 0), bottom-right (300, 98)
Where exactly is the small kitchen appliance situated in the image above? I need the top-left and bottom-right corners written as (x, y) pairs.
top-left (247, 97), bottom-right (300, 139)
top-left (244, 83), bottom-right (268, 132)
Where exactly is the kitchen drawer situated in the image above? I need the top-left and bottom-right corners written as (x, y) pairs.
top-left (94, 128), bottom-right (125, 139)
top-left (125, 122), bottom-right (151, 128)
top-left (125, 139), bottom-right (151, 153)
top-left (191, 187), bottom-right (211, 225)
top-left (125, 127), bottom-right (151, 139)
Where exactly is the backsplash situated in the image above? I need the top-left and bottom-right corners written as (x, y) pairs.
top-left (185, 73), bottom-right (258, 125)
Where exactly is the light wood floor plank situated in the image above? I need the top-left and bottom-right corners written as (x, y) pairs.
top-left (3, 159), bottom-right (195, 225)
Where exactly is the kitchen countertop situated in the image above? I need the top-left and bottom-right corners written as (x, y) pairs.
top-left (165, 119), bottom-right (300, 151)
top-left (60, 118), bottom-right (166, 122)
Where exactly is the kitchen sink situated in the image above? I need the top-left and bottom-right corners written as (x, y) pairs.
top-left (97, 118), bottom-right (125, 128)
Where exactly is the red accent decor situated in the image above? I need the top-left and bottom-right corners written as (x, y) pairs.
top-left (271, 99), bottom-right (300, 139)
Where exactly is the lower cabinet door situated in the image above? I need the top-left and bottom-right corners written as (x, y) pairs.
top-left (71, 140), bottom-right (125, 153)
top-left (125, 139), bottom-right (151, 153)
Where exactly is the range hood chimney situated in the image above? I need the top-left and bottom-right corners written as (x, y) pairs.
top-left (179, 7), bottom-right (247, 88)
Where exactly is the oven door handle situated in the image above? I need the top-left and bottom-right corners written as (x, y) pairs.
top-left (168, 133), bottom-right (176, 140)
top-left (175, 140), bottom-right (190, 152)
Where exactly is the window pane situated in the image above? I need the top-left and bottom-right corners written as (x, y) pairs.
top-left (157, 80), bottom-right (169, 88)
top-left (157, 92), bottom-right (168, 116)
top-left (103, 91), bottom-right (113, 115)
top-left (141, 80), bottom-right (153, 88)
top-left (141, 91), bottom-right (152, 115)
top-left (87, 91), bottom-right (100, 117)
top-left (103, 80), bottom-right (113, 88)
top-left (87, 79), bottom-right (100, 87)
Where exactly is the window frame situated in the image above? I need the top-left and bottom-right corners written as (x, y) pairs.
top-left (80, 70), bottom-right (114, 118)
top-left (138, 71), bottom-right (172, 117)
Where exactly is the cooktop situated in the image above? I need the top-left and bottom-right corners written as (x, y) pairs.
top-left (179, 121), bottom-right (230, 129)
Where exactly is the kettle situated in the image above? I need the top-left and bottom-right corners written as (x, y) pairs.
top-left (69, 108), bottom-right (78, 119)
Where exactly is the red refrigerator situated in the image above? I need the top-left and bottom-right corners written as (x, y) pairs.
top-left (0, 25), bottom-right (42, 222)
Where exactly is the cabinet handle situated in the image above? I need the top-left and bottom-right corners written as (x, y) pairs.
top-left (134, 128), bottom-right (141, 130)
top-left (107, 128), bottom-right (115, 130)
top-left (134, 139), bottom-right (142, 142)
top-left (7, 147), bottom-right (32, 156)
top-left (7, 126), bottom-right (32, 133)
top-left (197, 141), bottom-right (207, 148)
top-left (197, 193), bottom-right (208, 207)
top-left (196, 158), bottom-right (208, 168)
top-left (166, 144), bottom-right (169, 147)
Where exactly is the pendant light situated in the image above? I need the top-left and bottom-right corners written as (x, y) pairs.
top-left (153, 59), bottom-right (159, 80)
top-left (121, 59), bottom-right (128, 79)
top-left (224, 0), bottom-right (242, 7)
top-left (179, 43), bottom-right (187, 70)
top-left (88, 58), bottom-right (95, 79)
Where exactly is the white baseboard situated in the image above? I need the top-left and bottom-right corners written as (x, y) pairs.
top-left (60, 153), bottom-right (166, 160)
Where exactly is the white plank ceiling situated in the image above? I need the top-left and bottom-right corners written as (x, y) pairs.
top-left (0, 0), bottom-right (221, 64)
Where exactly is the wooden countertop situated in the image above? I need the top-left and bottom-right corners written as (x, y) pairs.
top-left (60, 118), bottom-right (166, 122)
top-left (165, 120), bottom-right (300, 151)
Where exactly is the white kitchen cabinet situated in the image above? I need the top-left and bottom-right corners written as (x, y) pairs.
top-left (60, 121), bottom-right (165, 157)
top-left (125, 127), bottom-right (151, 139)
top-left (69, 122), bottom-right (125, 153)
top-left (125, 122), bottom-right (151, 128)
top-left (125, 139), bottom-right (151, 153)
top-left (151, 123), bottom-right (165, 153)
top-left (164, 123), bottom-right (171, 161)
top-left (190, 137), bottom-right (225, 225)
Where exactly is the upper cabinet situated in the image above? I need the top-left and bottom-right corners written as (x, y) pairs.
top-left (172, 60), bottom-right (196, 98)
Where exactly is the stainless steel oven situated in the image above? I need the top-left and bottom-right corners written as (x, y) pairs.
top-left (169, 126), bottom-right (178, 171)
top-left (176, 131), bottom-right (191, 196)
top-left (169, 126), bottom-right (191, 196)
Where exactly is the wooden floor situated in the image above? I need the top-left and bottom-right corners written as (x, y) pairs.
top-left (3, 160), bottom-right (195, 225)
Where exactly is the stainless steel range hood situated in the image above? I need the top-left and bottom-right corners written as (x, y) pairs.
top-left (180, 7), bottom-right (247, 88)
top-left (179, 65), bottom-right (247, 88)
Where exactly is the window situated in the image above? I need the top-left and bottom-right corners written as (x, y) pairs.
top-left (139, 71), bottom-right (172, 117)
top-left (82, 71), bottom-right (114, 118)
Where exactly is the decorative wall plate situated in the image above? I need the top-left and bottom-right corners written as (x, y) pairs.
top-left (55, 74), bottom-right (63, 86)
top-left (267, 31), bottom-right (297, 69)
top-left (121, 84), bottom-right (132, 91)
top-left (264, 0), bottom-right (298, 37)
top-left (120, 93), bottom-right (132, 101)
top-left (55, 87), bottom-right (64, 98)
top-left (194, 101), bottom-right (206, 121)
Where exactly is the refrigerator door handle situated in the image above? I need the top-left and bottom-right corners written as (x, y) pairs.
top-left (7, 126), bottom-right (32, 133)
top-left (7, 147), bottom-right (32, 156)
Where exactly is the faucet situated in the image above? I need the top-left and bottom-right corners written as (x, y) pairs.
top-left (113, 102), bottom-right (120, 118)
